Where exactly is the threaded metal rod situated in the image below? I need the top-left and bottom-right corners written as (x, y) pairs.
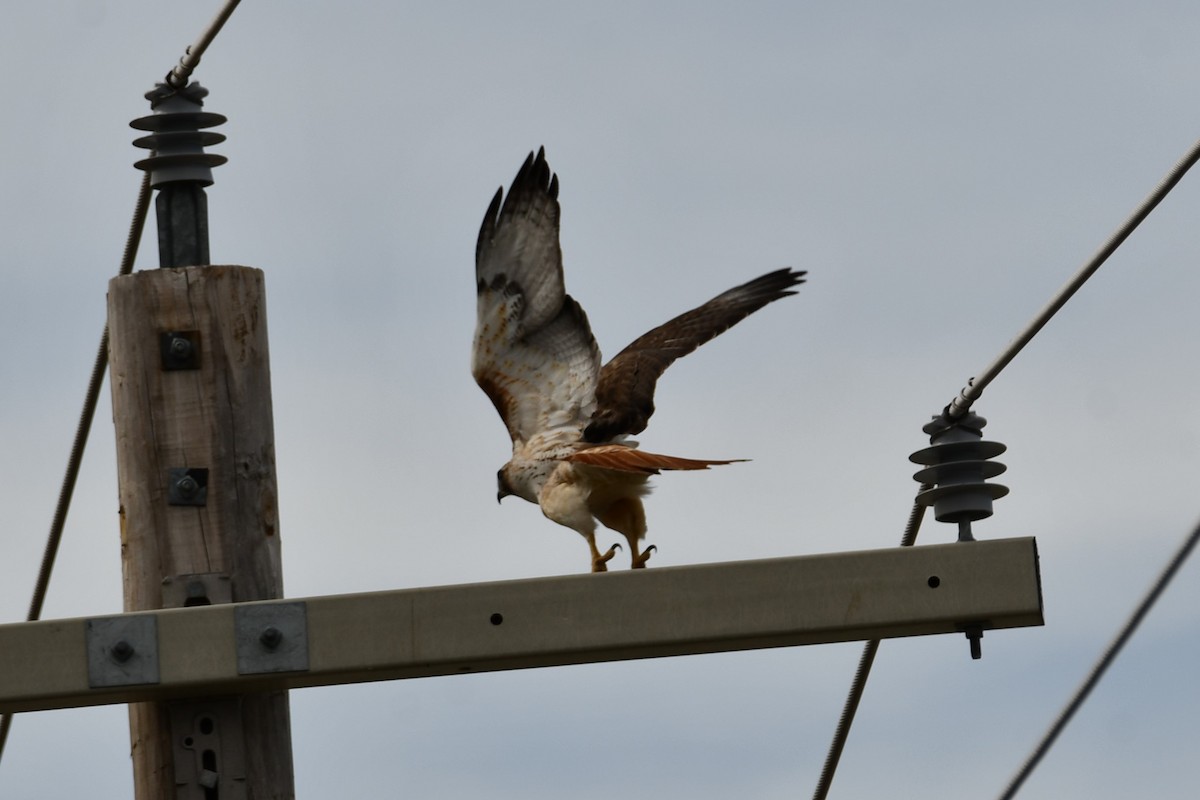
top-left (0, 172), bottom-right (152, 767)
top-left (812, 484), bottom-right (933, 799)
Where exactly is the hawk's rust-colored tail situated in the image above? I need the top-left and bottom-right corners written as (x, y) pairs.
top-left (566, 444), bottom-right (747, 474)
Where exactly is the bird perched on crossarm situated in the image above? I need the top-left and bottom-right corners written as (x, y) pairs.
top-left (472, 148), bottom-right (804, 572)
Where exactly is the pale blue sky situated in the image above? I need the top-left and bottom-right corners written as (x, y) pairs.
top-left (3, 3), bottom-right (1199, 798)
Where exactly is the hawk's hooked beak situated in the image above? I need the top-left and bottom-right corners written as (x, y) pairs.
top-left (496, 468), bottom-right (513, 504)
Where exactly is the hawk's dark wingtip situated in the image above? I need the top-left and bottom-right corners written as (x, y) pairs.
top-left (719, 267), bottom-right (808, 306)
top-left (475, 186), bottom-right (505, 264)
top-left (759, 267), bottom-right (807, 294)
top-left (513, 147), bottom-right (557, 200)
top-left (477, 148), bottom-right (561, 266)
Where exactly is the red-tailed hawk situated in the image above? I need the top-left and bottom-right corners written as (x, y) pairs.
top-left (473, 148), bottom-right (804, 571)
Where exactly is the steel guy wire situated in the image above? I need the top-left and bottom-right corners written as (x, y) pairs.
top-left (996, 514), bottom-right (1200, 800)
top-left (947, 135), bottom-right (1200, 420)
top-left (811, 484), bottom-right (932, 800)
top-left (166, 0), bottom-right (243, 89)
top-left (0, 172), bottom-right (152, 769)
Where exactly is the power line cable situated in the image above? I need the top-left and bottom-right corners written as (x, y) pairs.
top-left (997, 515), bottom-right (1200, 799)
top-left (947, 136), bottom-right (1200, 420)
top-left (814, 135), bottom-right (1200, 798)
top-left (165, 0), bottom-right (243, 89)
top-left (0, 172), bottom-right (152, 768)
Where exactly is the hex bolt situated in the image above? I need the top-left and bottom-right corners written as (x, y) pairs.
top-left (965, 626), bottom-right (984, 660)
top-left (259, 626), bottom-right (283, 650)
top-left (111, 640), bottom-right (136, 663)
top-left (175, 474), bottom-right (200, 500)
top-left (168, 336), bottom-right (193, 360)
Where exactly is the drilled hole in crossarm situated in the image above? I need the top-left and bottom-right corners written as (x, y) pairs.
top-left (927, 576), bottom-right (941, 588)
top-left (490, 613), bottom-right (504, 626)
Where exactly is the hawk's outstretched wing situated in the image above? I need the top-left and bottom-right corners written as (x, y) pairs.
top-left (472, 148), bottom-right (601, 447)
top-left (583, 268), bottom-right (806, 442)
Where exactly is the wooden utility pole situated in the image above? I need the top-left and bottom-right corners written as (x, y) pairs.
top-left (110, 81), bottom-right (295, 798)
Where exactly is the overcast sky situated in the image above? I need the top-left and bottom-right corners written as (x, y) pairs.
top-left (3, 2), bottom-right (1200, 798)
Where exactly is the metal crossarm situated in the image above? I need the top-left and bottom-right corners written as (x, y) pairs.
top-left (0, 538), bottom-right (1042, 715)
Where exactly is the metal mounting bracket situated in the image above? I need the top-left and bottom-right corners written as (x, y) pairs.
top-left (234, 602), bottom-right (308, 675)
top-left (170, 699), bottom-right (248, 800)
top-left (86, 615), bottom-right (160, 688)
top-left (162, 571), bottom-right (232, 608)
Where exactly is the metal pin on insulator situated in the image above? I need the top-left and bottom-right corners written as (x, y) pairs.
top-left (910, 410), bottom-right (1009, 543)
top-left (131, 82), bottom-right (227, 188)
